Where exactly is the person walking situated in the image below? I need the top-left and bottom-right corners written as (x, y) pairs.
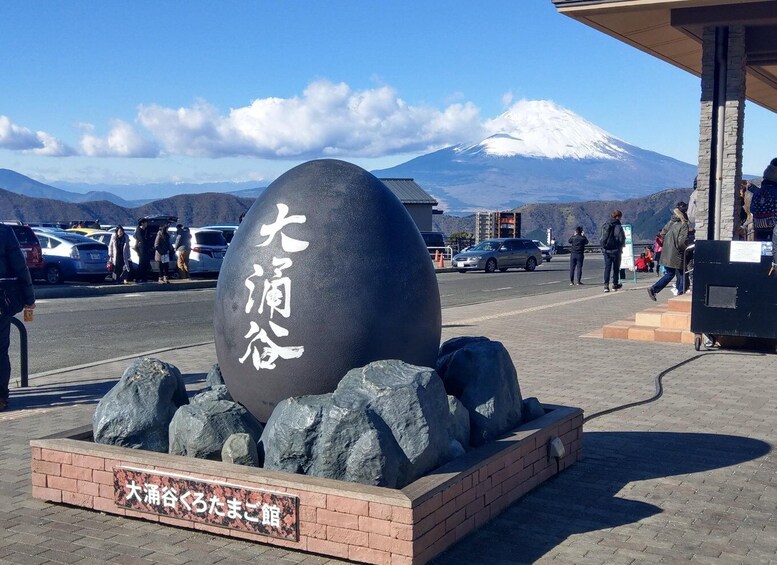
top-left (134, 219), bottom-right (150, 283)
top-left (647, 202), bottom-right (690, 301)
top-left (567, 226), bottom-right (588, 285)
top-left (174, 223), bottom-right (192, 279)
top-left (0, 224), bottom-right (35, 411)
top-left (154, 225), bottom-right (173, 284)
top-left (108, 225), bottom-right (131, 284)
top-left (600, 209), bottom-right (626, 293)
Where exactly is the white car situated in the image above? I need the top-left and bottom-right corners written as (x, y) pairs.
top-left (533, 240), bottom-right (553, 262)
top-left (187, 228), bottom-right (229, 275)
top-left (86, 230), bottom-right (114, 246)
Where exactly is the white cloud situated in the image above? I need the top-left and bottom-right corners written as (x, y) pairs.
top-left (3, 80), bottom-right (489, 161)
top-left (501, 91), bottom-right (514, 108)
top-left (79, 120), bottom-right (159, 157)
top-left (0, 115), bottom-right (73, 155)
top-left (137, 80), bottom-right (484, 159)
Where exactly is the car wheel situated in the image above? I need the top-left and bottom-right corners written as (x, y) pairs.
top-left (45, 265), bottom-right (62, 285)
top-left (525, 257), bottom-right (537, 272)
top-left (458, 269), bottom-right (467, 274)
top-left (499, 267), bottom-right (508, 272)
top-left (485, 258), bottom-right (497, 273)
top-left (545, 257), bottom-right (552, 262)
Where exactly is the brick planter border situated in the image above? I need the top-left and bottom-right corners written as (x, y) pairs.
top-left (31, 404), bottom-right (582, 565)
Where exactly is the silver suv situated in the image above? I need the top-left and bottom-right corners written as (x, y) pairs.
top-left (452, 238), bottom-right (543, 273)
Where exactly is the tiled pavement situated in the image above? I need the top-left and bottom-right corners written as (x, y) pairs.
top-left (2, 281), bottom-right (776, 564)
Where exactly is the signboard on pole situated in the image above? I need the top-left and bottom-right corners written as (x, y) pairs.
top-left (622, 224), bottom-right (635, 276)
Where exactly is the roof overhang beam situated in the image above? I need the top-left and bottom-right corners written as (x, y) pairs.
top-left (670, 1), bottom-right (777, 28)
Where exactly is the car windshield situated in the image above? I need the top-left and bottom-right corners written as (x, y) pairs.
top-left (470, 241), bottom-right (501, 251)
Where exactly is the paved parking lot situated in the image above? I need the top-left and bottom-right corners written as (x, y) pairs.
top-left (2, 281), bottom-right (776, 564)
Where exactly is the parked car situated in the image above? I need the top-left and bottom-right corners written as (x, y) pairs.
top-left (34, 232), bottom-right (110, 284)
top-left (188, 228), bottom-right (229, 275)
top-left (85, 231), bottom-right (114, 246)
top-left (419, 231), bottom-right (446, 258)
top-left (532, 240), bottom-right (553, 262)
top-left (451, 238), bottom-right (543, 273)
top-left (1, 222), bottom-right (45, 279)
top-left (200, 225), bottom-right (239, 244)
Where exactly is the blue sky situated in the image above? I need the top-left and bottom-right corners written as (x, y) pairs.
top-left (1, 0), bottom-right (774, 187)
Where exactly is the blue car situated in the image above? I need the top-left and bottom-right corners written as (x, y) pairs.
top-left (34, 232), bottom-right (110, 285)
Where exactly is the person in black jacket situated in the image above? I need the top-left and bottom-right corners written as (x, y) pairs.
top-left (134, 219), bottom-right (150, 283)
top-left (600, 209), bottom-right (626, 293)
top-left (567, 226), bottom-right (589, 285)
top-left (0, 225), bottom-right (35, 411)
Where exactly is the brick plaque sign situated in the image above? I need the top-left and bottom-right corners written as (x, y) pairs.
top-left (114, 466), bottom-right (298, 540)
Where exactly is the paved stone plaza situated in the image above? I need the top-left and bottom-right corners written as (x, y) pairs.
top-left (2, 282), bottom-right (776, 564)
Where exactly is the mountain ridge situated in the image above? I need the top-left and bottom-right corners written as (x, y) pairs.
top-left (0, 187), bottom-right (252, 227)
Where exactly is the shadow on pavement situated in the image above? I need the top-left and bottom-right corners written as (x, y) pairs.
top-left (433, 430), bottom-right (771, 564)
top-left (8, 372), bottom-right (208, 411)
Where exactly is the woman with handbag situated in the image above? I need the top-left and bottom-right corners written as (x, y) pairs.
top-left (154, 225), bottom-right (172, 284)
top-left (108, 226), bottom-right (132, 284)
top-left (0, 224), bottom-right (35, 412)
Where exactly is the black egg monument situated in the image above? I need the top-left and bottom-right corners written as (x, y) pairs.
top-left (214, 160), bottom-right (442, 422)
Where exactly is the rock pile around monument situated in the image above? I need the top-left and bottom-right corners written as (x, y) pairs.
top-left (92, 337), bottom-right (546, 489)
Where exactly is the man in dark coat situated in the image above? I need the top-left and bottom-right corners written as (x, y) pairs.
top-left (568, 226), bottom-right (588, 285)
top-left (0, 224), bottom-right (36, 411)
top-left (134, 219), bottom-right (150, 283)
top-left (600, 209), bottom-right (626, 293)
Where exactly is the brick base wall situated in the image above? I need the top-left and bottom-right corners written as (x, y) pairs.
top-left (31, 405), bottom-right (582, 565)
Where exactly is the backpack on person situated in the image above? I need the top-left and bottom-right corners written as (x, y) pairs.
top-left (600, 223), bottom-right (617, 250)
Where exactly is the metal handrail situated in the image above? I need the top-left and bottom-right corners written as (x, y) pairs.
top-left (683, 243), bottom-right (695, 293)
top-left (427, 246), bottom-right (454, 259)
top-left (8, 316), bottom-right (28, 388)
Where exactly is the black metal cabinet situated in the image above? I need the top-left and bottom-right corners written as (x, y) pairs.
top-left (691, 240), bottom-right (777, 346)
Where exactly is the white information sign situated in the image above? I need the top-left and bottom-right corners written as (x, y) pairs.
top-left (621, 224), bottom-right (635, 271)
top-left (729, 241), bottom-right (762, 263)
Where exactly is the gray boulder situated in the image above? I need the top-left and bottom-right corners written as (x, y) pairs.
top-left (260, 395), bottom-right (329, 474)
top-left (436, 336), bottom-right (489, 380)
top-left (169, 399), bottom-right (264, 460)
top-left (93, 358), bottom-right (188, 452)
top-left (206, 363), bottom-right (225, 387)
top-left (192, 385), bottom-right (232, 403)
top-left (309, 402), bottom-right (407, 488)
top-left (221, 433), bottom-right (259, 466)
top-left (332, 360), bottom-right (452, 484)
top-left (447, 395), bottom-right (470, 450)
top-left (438, 339), bottom-right (523, 447)
top-left (522, 397), bottom-right (545, 423)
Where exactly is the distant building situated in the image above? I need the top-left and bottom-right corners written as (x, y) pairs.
top-left (475, 212), bottom-right (521, 243)
top-left (379, 178), bottom-right (439, 232)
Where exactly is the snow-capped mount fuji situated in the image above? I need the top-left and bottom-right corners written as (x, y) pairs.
top-left (372, 100), bottom-right (696, 214)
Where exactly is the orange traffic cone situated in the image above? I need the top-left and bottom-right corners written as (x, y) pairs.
top-left (437, 252), bottom-right (445, 268)
top-left (433, 250), bottom-right (440, 263)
